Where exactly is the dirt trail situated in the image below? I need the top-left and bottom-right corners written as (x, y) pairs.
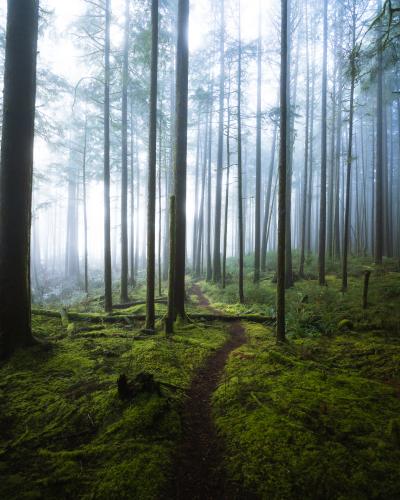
top-left (171, 285), bottom-right (247, 499)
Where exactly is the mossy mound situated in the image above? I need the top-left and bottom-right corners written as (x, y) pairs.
top-left (0, 316), bottom-right (228, 499)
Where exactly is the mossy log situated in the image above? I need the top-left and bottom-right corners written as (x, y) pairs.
top-left (32, 308), bottom-right (275, 325)
top-left (32, 308), bottom-right (146, 323)
top-left (112, 298), bottom-right (167, 309)
top-left (188, 313), bottom-right (276, 324)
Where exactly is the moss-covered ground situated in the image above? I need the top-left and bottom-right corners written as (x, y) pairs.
top-left (0, 314), bottom-right (228, 499)
top-left (210, 269), bottom-right (400, 499)
top-left (2, 260), bottom-right (400, 499)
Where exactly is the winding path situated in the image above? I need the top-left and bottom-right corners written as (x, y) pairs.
top-left (172, 285), bottom-right (247, 499)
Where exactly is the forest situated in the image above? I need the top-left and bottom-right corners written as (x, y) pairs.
top-left (0, 0), bottom-right (399, 498)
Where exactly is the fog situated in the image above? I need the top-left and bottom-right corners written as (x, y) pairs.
top-left (0, 0), bottom-right (398, 307)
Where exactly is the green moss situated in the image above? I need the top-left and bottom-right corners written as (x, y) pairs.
top-left (338, 319), bottom-right (354, 330)
top-left (0, 315), bottom-right (227, 499)
top-left (213, 274), bottom-right (400, 499)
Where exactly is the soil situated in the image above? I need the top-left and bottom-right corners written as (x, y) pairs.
top-left (169, 285), bottom-right (249, 499)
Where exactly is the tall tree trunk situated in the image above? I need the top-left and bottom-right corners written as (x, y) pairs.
top-left (166, 195), bottom-right (176, 335)
top-left (206, 88), bottom-right (213, 282)
top-left (261, 123), bottom-right (277, 271)
top-left (299, 0), bottom-right (310, 278)
top-left (196, 113), bottom-right (208, 277)
top-left (342, 7), bottom-right (356, 292)
top-left (129, 99), bottom-right (136, 287)
top-left (277, 0), bottom-right (288, 342)
top-left (306, 40), bottom-right (316, 254)
top-left (0, 0), bottom-right (39, 358)
top-left (146, 0), bottom-right (159, 330)
top-left (120, 0), bottom-right (129, 303)
top-left (285, 3), bottom-right (296, 289)
top-left (375, 0), bottom-right (384, 265)
top-left (104, 0), bottom-right (113, 313)
top-left (222, 74), bottom-right (232, 289)
top-left (333, 19), bottom-right (343, 261)
top-left (192, 116), bottom-right (201, 271)
top-left (237, 2), bottom-right (244, 304)
top-left (158, 103), bottom-right (163, 297)
top-left (65, 154), bottom-right (80, 282)
top-left (213, 0), bottom-right (225, 283)
top-left (254, 0), bottom-right (262, 283)
top-left (173, 0), bottom-right (189, 318)
top-left (82, 117), bottom-right (89, 295)
top-left (318, 0), bottom-right (328, 285)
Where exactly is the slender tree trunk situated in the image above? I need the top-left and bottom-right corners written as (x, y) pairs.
top-left (285, 3), bottom-right (296, 289)
top-left (166, 195), bottom-right (176, 335)
top-left (237, 2), bottom-right (244, 304)
top-left (213, 0), bottom-right (225, 283)
top-left (129, 99), bottom-right (136, 287)
top-left (104, 0), bottom-right (113, 313)
top-left (82, 117), bottom-right (89, 295)
top-left (0, 0), bottom-right (39, 357)
top-left (333, 21), bottom-right (343, 261)
top-left (375, 0), bottom-right (384, 265)
top-left (222, 74), bottom-right (232, 289)
top-left (146, 0), bottom-right (159, 330)
top-left (342, 9), bottom-right (356, 292)
top-left (261, 123), bottom-right (277, 271)
top-left (306, 41), bottom-right (316, 254)
top-left (120, 0), bottom-right (129, 303)
top-left (318, 0), bottom-right (328, 285)
top-left (277, 0), bottom-right (288, 342)
top-left (192, 116), bottom-right (201, 271)
top-left (196, 113), bottom-right (208, 277)
top-left (65, 154), bottom-right (80, 282)
top-left (173, 0), bottom-right (189, 318)
top-left (254, 0), bottom-right (262, 283)
top-left (158, 104), bottom-right (163, 297)
top-left (299, 0), bottom-right (310, 278)
top-left (206, 88), bottom-right (213, 281)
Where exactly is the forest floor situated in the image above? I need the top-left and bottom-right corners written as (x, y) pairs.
top-left (1, 260), bottom-right (400, 499)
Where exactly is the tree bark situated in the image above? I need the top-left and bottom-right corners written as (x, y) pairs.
top-left (277, 0), bottom-right (288, 343)
top-left (0, 0), bottom-right (39, 358)
top-left (166, 195), bottom-right (176, 335)
top-left (82, 117), bottom-right (89, 294)
top-left (318, 0), bottom-right (328, 285)
top-left (146, 0), bottom-right (159, 331)
top-left (120, 0), bottom-right (130, 303)
top-left (237, 3), bottom-right (245, 304)
top-left (375, 0), bottom-right (384, 265)
top-left (254, 0), bottom-right (262, 283)
top-left (212, 0), bottom-right (225, 283)
top-left (104, 0), bottom-right (113, 313)
top-left (342, 7), bottom-right (356, 292)
top-left (299, 0), bottom-right (310, 278)
top-left (173, 0), bottom-right (189, 318)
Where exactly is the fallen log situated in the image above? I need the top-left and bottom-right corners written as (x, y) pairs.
top-left (32, 309), bottom-right (146, 323)
top-left (188, 313), bottom-right (276, 324)
top-left (32, 308), bottom-right (275, 326)
top-left (112, 298), bottom-right (167, 309)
